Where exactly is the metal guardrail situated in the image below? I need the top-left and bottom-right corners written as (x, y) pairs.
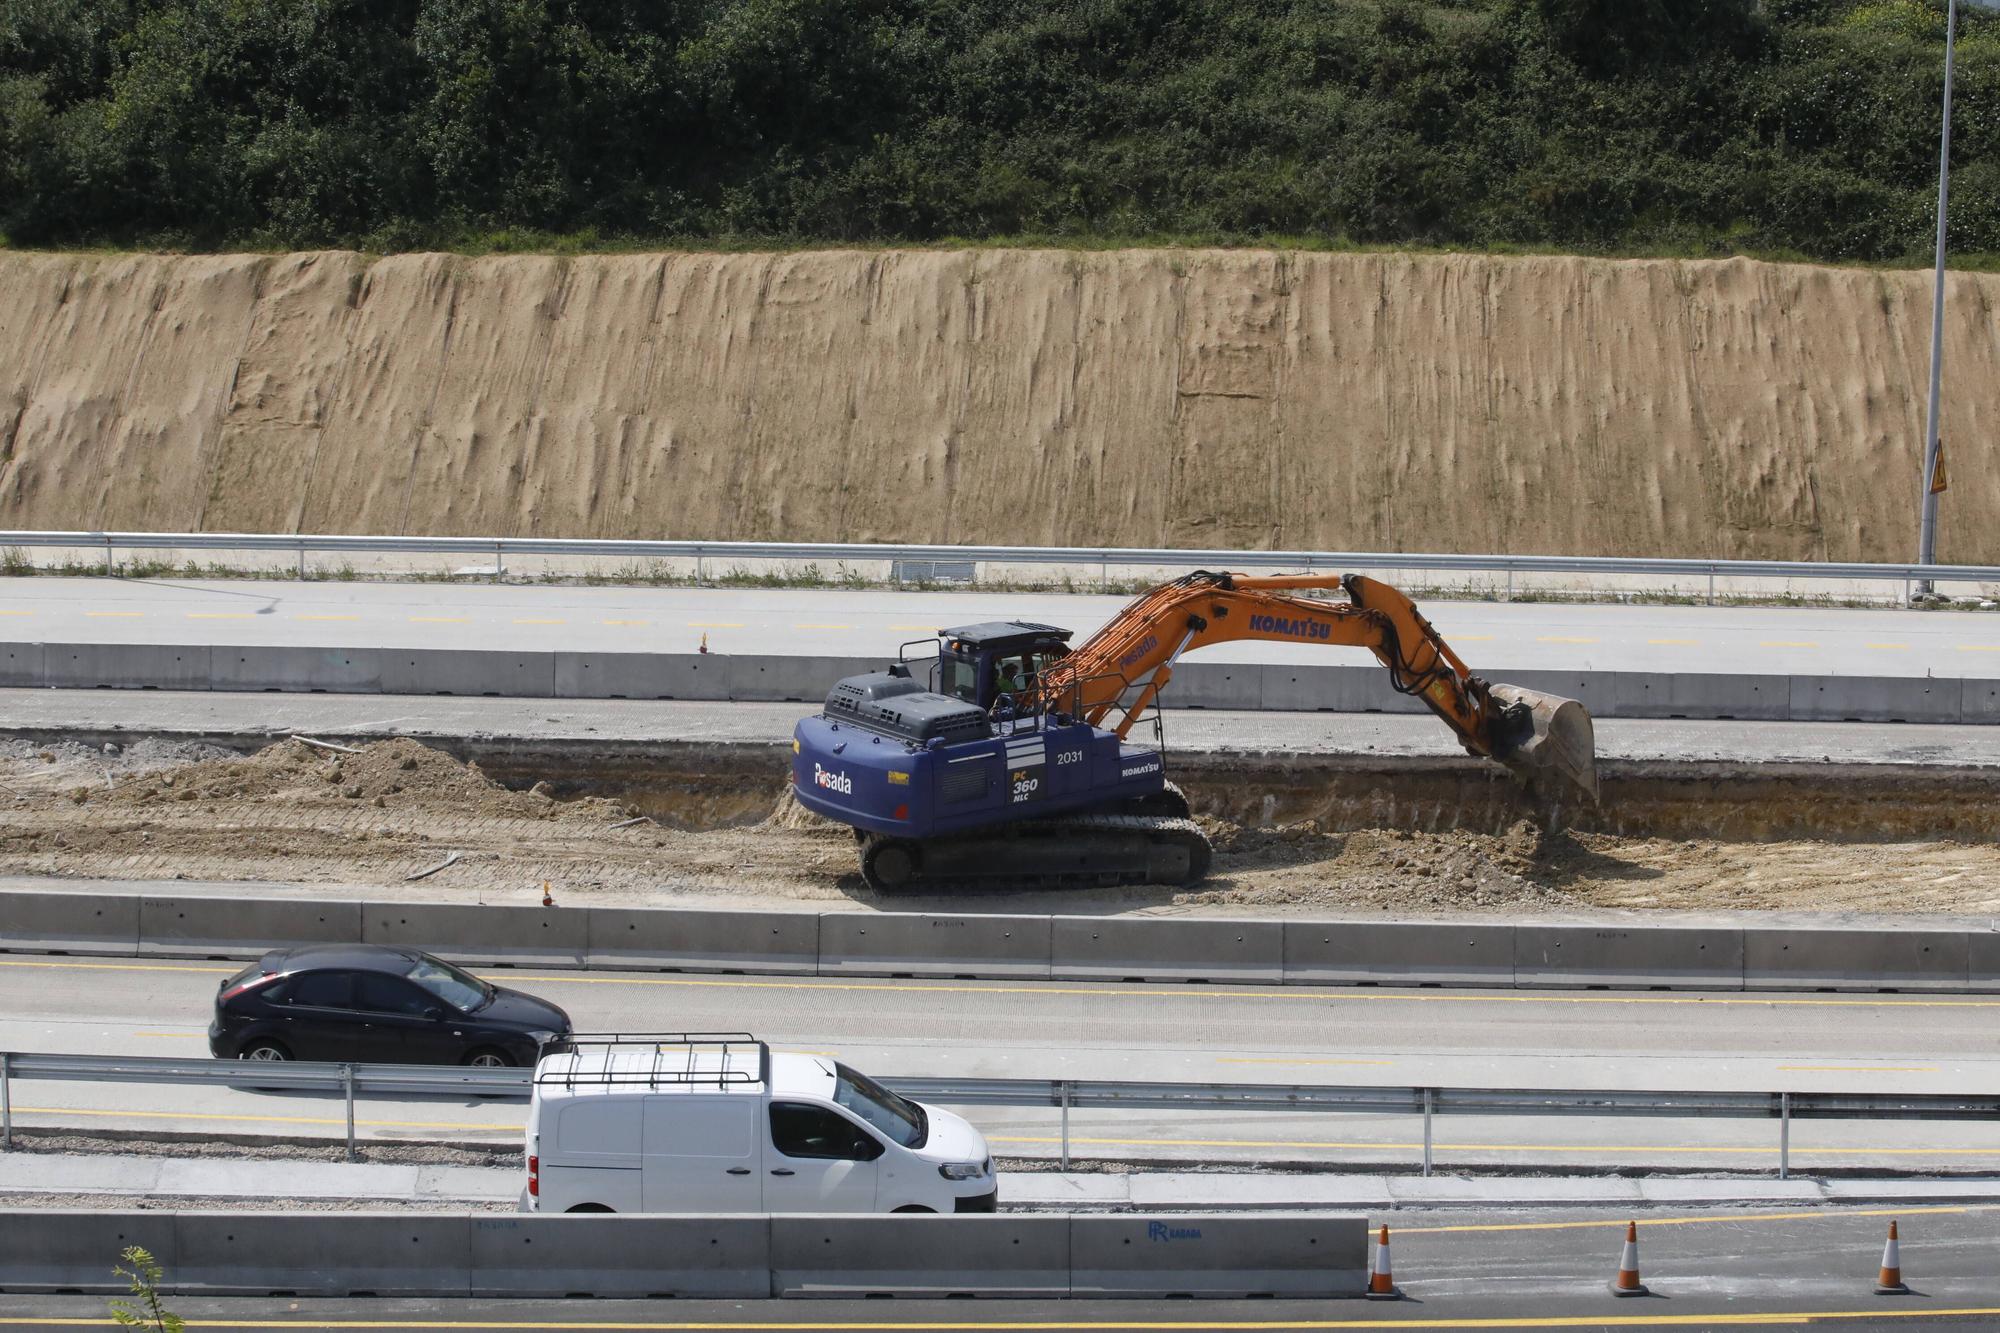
top-left (2, 530), bottom-right (1998, 594)
top-left (5, 1051), bottom-right (1995, 1178)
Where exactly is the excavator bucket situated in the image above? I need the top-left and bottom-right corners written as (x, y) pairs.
top-left (1487, 684), bottom-right (1600, 805)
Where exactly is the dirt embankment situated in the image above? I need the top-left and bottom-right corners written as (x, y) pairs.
top-left (5, 737), bottom-right (1999, 917)
top-left (1, 248), bottom-right (1995, 561)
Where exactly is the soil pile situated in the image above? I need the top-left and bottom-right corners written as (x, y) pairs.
top-left (2, 249), bottom-right (1994, 561)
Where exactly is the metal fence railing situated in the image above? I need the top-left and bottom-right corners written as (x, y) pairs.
top-left (6, 1050), bottom-right (1995, 1178)
top-left (1, 530), bottom-right (1998, 599)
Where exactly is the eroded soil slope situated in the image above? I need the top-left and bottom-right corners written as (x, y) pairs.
top-left (3, 249), bottom-right (1997, 561)
top-left (4, 738), bottom-right (1997, 916)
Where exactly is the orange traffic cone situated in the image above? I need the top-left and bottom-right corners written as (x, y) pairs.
top-left (541, 879), bottom-right (554, 908)
top-left (1875, 1220), bottom-right (1911, 1295)
top-left (1366, 1224), bottom-right (1402, 1300)
top-left (1609, 1221), bottom-right (1648, 1297)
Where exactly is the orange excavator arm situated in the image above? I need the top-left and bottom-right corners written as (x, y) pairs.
top-left (1032, 571), bottom-right (1599, 803)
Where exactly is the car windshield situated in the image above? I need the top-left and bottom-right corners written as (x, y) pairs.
top-left (832, 1062), bottom-right (927, 1148)
top-left (404, 955), bottom-right (490, 1012)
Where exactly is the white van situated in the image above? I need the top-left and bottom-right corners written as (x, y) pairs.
top-left (522, 1033), bottom-right (996, 1214)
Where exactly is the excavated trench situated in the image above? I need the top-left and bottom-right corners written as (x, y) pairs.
top-left (4, 731), bottom-right (1998, 915)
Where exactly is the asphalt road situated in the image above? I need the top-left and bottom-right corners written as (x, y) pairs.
top-left (5, 953), bottom-right (1998, 1174)
top-left (5, 688), bottom-right (1998, 767)
top-left (5, 576), bottom-right (1999, 676)
top-left (4, 1204), bottom-right (1998, 1328)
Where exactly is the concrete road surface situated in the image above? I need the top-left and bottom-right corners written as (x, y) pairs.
top-left (4, 1204), bottom-right (1999, 1328)
top-left (5, 688), bottom-right (1997, 766)
top-left (4, 953), bottom-right (1998, 1174)
top-left (4, 576), bottom-right (1999, 675)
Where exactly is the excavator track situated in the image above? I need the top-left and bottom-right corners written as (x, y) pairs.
top-left (859, 812), bottom-right (1211, 894)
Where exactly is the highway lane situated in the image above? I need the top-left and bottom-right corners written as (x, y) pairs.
top-left (4, 1204), bottom-right (1999, 1328)
top-left (4, 954), bottom-right (1998, 1172)
top-left (4, 576), bottom-right (1998, 676)
top-left (6, 688), bottom-right (1999, 766)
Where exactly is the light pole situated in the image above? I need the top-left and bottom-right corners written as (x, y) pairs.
top-left (1916, 0), bottom-right (1960, 595)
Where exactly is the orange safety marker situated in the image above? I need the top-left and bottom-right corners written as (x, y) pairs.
top-left (1366, 1223), bottom-right (1402, 1300)
top-left (541, 880), bottom-right (554, 908)
top-left (1875, 1219), bottom-right (1911, 1295)
top-left (1609, 1220), bottom-right (1648, 1297)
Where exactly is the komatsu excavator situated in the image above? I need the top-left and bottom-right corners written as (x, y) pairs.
top-left (790, 571), bottom-right (1599, 892)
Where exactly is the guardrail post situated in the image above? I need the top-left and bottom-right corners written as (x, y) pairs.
top-left (103, 536), bottom-right (114, 577)
top-left (1, 1052), bottom-right (11, 1150)
top-left (1421, 1088), bottom-right (1434, 1177)
top-left (1059, 1081), bottom-right (1071, 1170)
top-left (494, 541), bottom-right (505, 582)
top-left (1779, 1091), bottom-right (1790, 1181)
top-left (343, 1063), bottom-right (357, 1162)
top-left (1707, 568), bottom-right (1716, 605)
top-left (296, 543), bottom-right (306, 580)
top-left (1503, 569), bottom-right (1513, 603)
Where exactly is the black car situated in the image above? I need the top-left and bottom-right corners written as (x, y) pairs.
top-left (208, 944), bottom-right (571, 1067)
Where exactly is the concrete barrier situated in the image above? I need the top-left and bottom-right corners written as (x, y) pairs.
top-left (138, 895), bottom-right (363, 957)
top-left (41, 643), bottom-right (215, 691)
top-left (171, 1211), bottom-right (472, 1295)
top-left (1743, 928), bottom-right (1971, 992)
top-left (1284, 920), bottom-right (1514, 987)
top-left (378, 650), bottom-right (555, 698)
top-left (363, 902), bottom-right (588, 967)
top-left (1965, 678), bottom-right (2000, 723)
top-left (210, 647), bottom-right (384, 693)
top-left (818, 913), bottom-right (1052, 979)
top-left (1788, 675), bottom-right (1961, 724)
top-left (468, 1215), bottom-right (771, 1298)
top-left (770, 1215), bottom-right (1071, 1297)
top-left (0, 1209), bottom-right (177, 1292)
top-left (1514, 925), bottom-right (1743, 990)
top-left (587, 907), bottom-right (818, 974)
top-left (0, 642), bottom-right (46, 688)
top-left (1051, 917), bottom-right (1282, 984)
top-left (0, 890), bottom-right (140, 955)
top-left (1170, 663), bottom-right (1262, 710)
top-left (1964, 931), bottom-right (2000, 990)
top-left (1666, 673), bottom-right (1791, 721)
top-left (1068, 1213), bottom-right (1367, 1297)
top-left (731, 655), bottom-right (873, 703)
top-left (554, 652), bottom-right (732, 701)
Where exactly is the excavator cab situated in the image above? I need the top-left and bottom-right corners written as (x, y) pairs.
top-left (933, 623), bottom-right (1074, 712)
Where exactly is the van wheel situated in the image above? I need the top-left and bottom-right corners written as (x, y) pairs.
top-left (565, 1203), bottom-right (614, 1213)
top-left (891, 1205), bottom-right (936, 1213)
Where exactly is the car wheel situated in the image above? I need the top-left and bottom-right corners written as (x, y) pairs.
top-left (565, 1203), bottom-right (613, 1214)
top-left (464, 1048), bottom-right (513, 1069)
top-left (891, 1204), bottom-right (936, 1213)
top-left (240, 1040), bottom-right (291, 1062)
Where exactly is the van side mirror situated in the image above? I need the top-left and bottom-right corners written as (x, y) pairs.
top-left (849, 1134), bottom-right (884, 1162)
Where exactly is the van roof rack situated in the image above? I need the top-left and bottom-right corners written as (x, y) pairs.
top-left (534, 1032), bottom-right (771, 1090)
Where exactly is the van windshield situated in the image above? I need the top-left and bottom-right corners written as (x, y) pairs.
top-left (832, 1063), bottom-right (926, 1148)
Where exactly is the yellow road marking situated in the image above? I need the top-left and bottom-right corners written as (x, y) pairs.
top-left (0, 609), bottom-right (31, 616)
top-left (1777, 1064), bottom-right (1937, 1073)
top-left (11, 1306), bottom-right (2000, 1328)
top-left (11, 955), bottom-right (2000, 1011)
top-left (602, 619), bottom-right (650, 627)
top-left (1759, 640), bottom-right (1819, 648)
top-left (988, 1134), bottom-right (2000, 1156)
top-left (1400, 1203), bottom-right (1988, 1234)
top-left (1867, 642), bottom-right (1910, 650)
top-left (409, 616), bottom-right (470, 624)
top-left (513, 618), bottom-right (566, 625)
top-left (84, 611), bottom-right (142, 618)
top-left (11, 1105), bottom-right (517, 1133)
top-left (1535, 636), bottom-right (1596, 644)
top-left (1958, 645), bottom-right (2000, 652)
top-left (296, 614), bottom-right (361, 621)
top-left (1216, 1058), bottom-right (1394, 1067)
top-left (186, 613), bottom-right (254, 619)
top-left (1646, 638), bottom-right (1699, 645)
